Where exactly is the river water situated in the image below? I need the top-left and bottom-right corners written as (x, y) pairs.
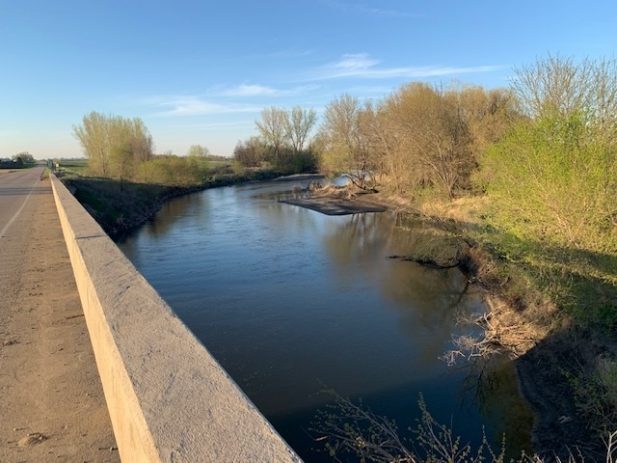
top-left (117, 178), bottom-right (533, 461)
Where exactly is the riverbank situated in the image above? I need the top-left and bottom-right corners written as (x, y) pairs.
top-left (116, 177), bottom-right (534, 462)
top-left (64, 173), bottom-right (614, 459)
top-left (291, 185), bottom-right (551, 352)
top-left (301, 183), bottom-right (615, 460)
top-left (59, 170), bottom-right (291, 239)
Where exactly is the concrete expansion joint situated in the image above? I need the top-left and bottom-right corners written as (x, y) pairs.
top-left (75, 234), bottom-right (108, 240)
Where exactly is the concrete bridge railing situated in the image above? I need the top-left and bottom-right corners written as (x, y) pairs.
top-left (50, 175), bottom-right (301, 462)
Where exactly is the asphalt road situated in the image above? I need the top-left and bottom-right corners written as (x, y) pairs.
top-left (0, 167), bottom-right (45, 238)
top-left (0, 168), bottom-right (118, 462)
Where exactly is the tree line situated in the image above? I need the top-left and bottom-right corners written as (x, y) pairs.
top-left (322, 84), bottom-right (519, 197)
top-left (236, 78), bottom-right (519, 198)
top-left (234, 106), bottom-right (319, 173)
top-left (74, 56), bottom-right (616, 252)
top-left (235, 56), bottom-right (616, 253)
top-left (73, 112), bottom-right (210, 187)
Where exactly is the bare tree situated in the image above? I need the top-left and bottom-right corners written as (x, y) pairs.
top-left (378, 83), bottom-right (474, 198)
top-left (319, 94), bottom-right (377, 191)
top-left (255, 107), bottom-right (288, 160)
top-left (234, 137), bottom-right (267, 167)
top-left (457, 86), bottom-right (520, 155)
top-left (513, 56), bottom-right (617, 120)
top-left (513, 55), bottom-right (591, 117)
top-left (315, 393), bottom-right (617, 463)
top-left (284, 106), bottom-right (317, 153)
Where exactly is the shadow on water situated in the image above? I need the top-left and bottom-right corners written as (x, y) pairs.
top-left (271, 360), bottom-right (533, 463)
top-left (393, 215), bottom-right (617, 460)
top-left (117, 180), bottom-right (535, 462)
top-left (143, 192), bottom-right (209, 238)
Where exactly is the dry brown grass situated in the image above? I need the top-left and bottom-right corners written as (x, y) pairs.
top-left (417, 195), bottom-right (489, 226)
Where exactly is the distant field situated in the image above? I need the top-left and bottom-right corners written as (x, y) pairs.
top-left (58, 158), bottom-right (88, 175)
top-left (207, 157), bottom-right (232, 167)
top-left (58, 156), bottom-right (233, 177)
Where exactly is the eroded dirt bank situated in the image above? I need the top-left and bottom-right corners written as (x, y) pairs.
top-left (60, 170), bottom-right (288, 239)
top-left (291, 184), bottom-right (611, 460)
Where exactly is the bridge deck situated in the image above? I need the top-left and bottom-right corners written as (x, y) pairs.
top-left (0, 168), bottom-right (118, 462)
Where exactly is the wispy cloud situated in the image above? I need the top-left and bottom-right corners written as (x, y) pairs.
top-left (217, 84), bottom-right (281, 97)
top-left (142, 82), bottom-right (323, 117)
top-left (312, 53), bottom-right (506, 80)
top-left (212, 83), bottom-right (321, 98)
top-left (322, 0), bottom-right (418, 18)
top-left (145, 95), bottom-right (261, 117)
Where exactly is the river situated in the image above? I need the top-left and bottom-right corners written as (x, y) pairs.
top-left (117, 177), bottom-right (533, 461)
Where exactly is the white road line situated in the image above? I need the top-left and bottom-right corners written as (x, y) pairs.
top-left (0, 176), bottom-right (39, 239)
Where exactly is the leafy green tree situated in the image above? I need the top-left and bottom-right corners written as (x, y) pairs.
top-left (73, 112), bottom-right (111, 176)
top-left (482, 112), bottom-right (617, 251)
top-left (73, 112), bottom-right (153, 180)
top-left (482, 57), bottom-right (617, 251)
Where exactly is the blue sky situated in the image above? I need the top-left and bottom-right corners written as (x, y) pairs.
top-left (1, 0), bottom-right (615, 157)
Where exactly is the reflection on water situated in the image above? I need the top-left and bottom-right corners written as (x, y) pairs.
top-left (117, 179), bottom-right (533, 461)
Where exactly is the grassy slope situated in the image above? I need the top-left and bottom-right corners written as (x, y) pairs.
top-left (361, 186), bottom-right (617, 459)
top-left (59, 168), bottom-right (283, 239)
top-left (63, 163), bottom-right (615, 458)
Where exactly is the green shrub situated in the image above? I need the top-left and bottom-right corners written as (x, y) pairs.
top-left (135, 155), bottom-right (209, 187)
top-left (481, 112), bottom-right (617, 253)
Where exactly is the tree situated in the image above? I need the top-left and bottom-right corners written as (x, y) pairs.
top-left (482, 57), bottom-right (617, 251)
top-left (377, 83), bottom-right (475, 198)
top-left (432, 89), bottom-right (475, 197)
top-left (513, 56), bottom-right (617, 122)
top-left (108, 120), bottom-right (133, 187)
top-left (319, 94), bottom-right (376, 190)
top-left (456, 86), bottom-right (520, 157)
top-left (187, 144), bottom-right (209, 158)
top-left (484, 112), bottom-right (617, 251)
top-left (74, 112), bottom-right (111, 176)
top-left (73, 112), bottom-right (153, 180)
top-left (234, 137), bottom-right (267, 167)
top-left (284, 106), bottom-right (317, 154)
top-left (255, 107), bottom-right (288, 162)
top-left (13, 152), bottom-right (35, 164)
top-left (130, 118), bottom-right (153, 163)
top-left (185, 144), bottom-right (209, 179)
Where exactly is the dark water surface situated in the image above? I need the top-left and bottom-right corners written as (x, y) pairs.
top-left (117, 179), bottom-right (533, 461)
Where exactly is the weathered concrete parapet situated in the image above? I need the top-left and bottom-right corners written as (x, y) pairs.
top-left (50, 175), bottom-right (301, 463)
